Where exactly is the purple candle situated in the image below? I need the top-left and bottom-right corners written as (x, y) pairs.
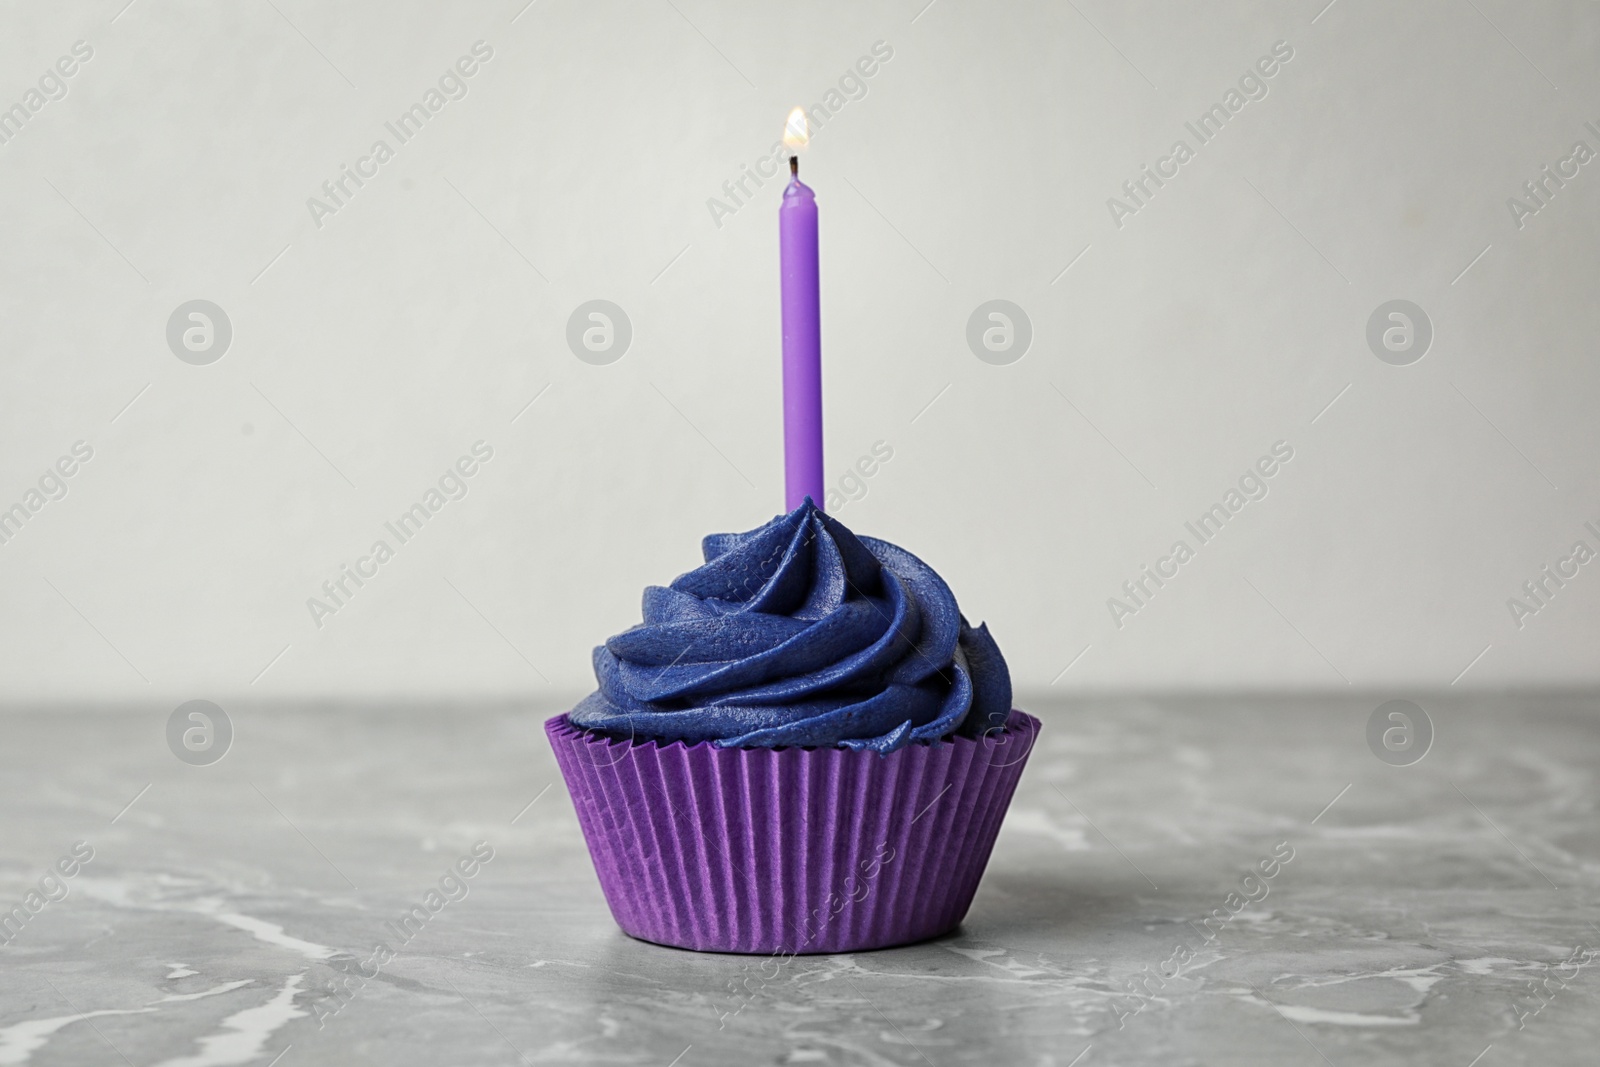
top-left (780, 110), bottom-right (824, 512)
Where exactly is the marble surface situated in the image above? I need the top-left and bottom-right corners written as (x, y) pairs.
top-left (1, 693), bottom-right (1597, 1066)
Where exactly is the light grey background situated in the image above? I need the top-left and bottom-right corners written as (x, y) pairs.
top-left (2, 0), bottom-right (1597, 705)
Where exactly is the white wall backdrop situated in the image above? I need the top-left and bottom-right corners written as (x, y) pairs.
top-left (2, 0), bottom-right (1598, 704)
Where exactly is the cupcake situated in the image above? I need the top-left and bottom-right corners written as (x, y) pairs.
top-left (546, 500), bottom-right (1038, 954)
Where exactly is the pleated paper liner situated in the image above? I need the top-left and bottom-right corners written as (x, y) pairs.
top-left (546, 709), bottom-right (1040, 954)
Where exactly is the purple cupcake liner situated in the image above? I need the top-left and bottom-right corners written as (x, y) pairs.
top-left (546, 709), bottom-right (1040, 954)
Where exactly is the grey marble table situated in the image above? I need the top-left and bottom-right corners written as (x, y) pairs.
top-left (1, 693), bottom-right (1596, 1066)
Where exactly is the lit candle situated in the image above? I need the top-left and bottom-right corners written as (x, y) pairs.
top-left (780, 107), bottom-right (824, 512)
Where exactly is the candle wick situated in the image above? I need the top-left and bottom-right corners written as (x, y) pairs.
top-left (789, 155), bottom-right (799, 177)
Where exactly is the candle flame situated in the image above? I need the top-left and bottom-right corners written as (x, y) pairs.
top-left (782, 107), bottom-right (810, 151)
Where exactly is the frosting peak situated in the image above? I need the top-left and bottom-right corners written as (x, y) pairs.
top-left (570, 501), bottom-right (1011, 753)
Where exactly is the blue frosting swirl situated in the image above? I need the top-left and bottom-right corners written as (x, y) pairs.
top-left (570, 500), bottom-right (1011, 754)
